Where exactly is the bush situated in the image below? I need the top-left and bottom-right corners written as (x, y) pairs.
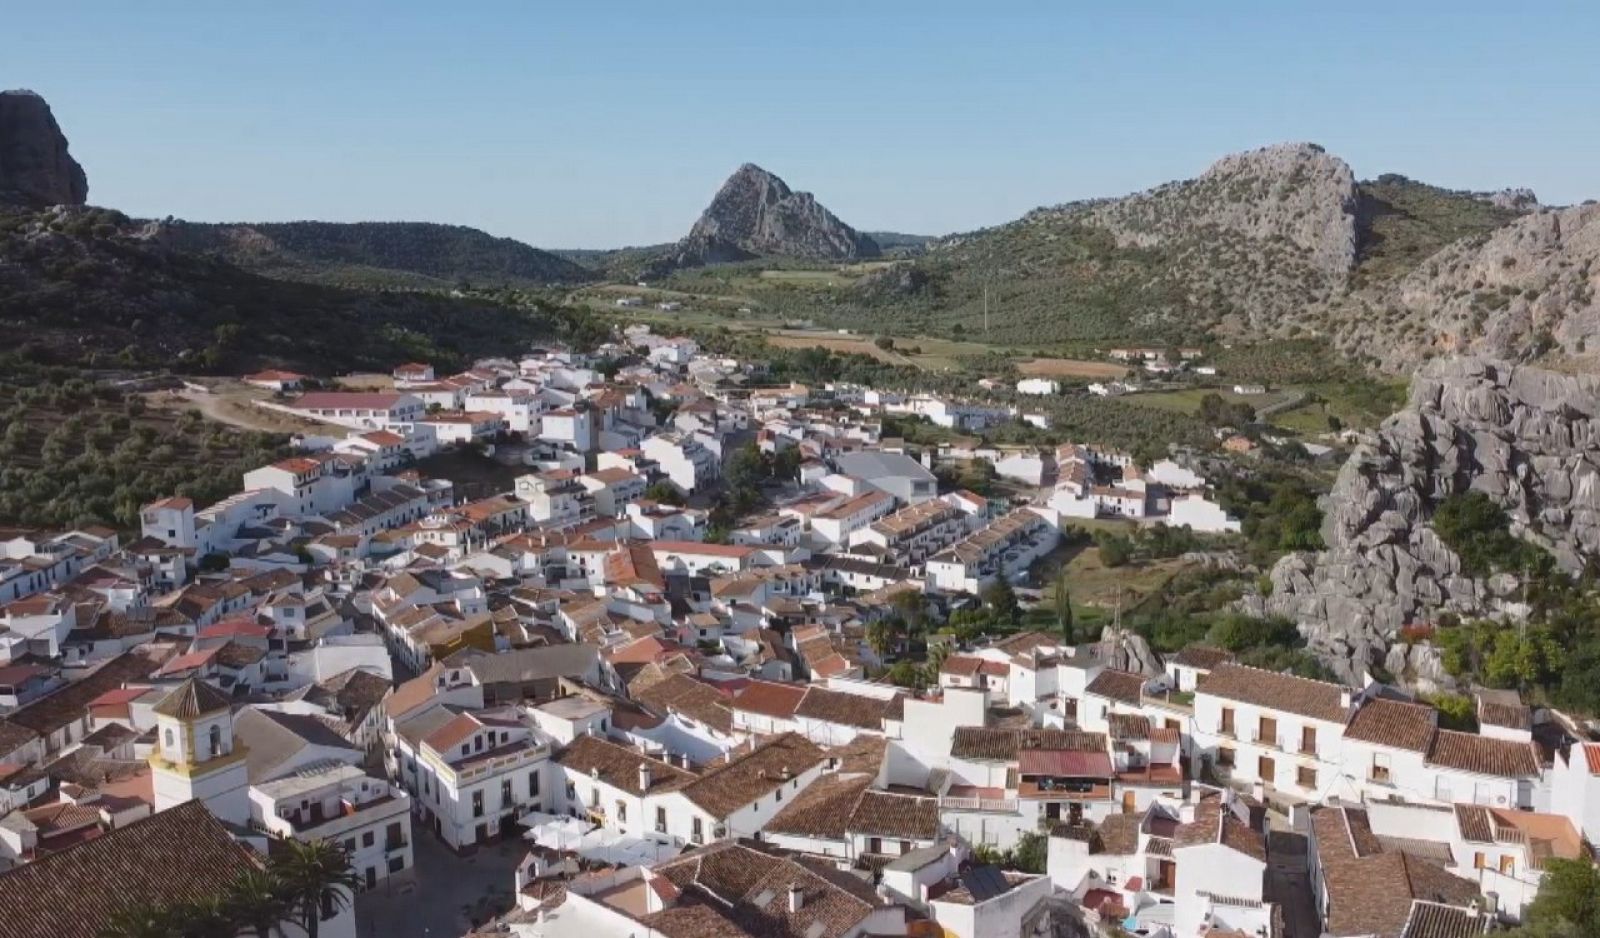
top-left (1431, 491), bottom-right (1541, 577)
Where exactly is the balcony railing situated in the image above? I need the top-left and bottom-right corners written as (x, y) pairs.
top-left (940, 795), bottom-right (1020, 814)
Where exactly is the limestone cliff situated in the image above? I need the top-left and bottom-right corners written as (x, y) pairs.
top-left (1247, 358), bottom-right (1600, 682)
top-left (0, 90), bottom-right (87, 208)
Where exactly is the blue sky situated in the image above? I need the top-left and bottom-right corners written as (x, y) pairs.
top-left (5, 2), bottom-right (1596, 247)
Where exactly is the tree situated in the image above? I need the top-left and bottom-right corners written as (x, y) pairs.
top-left (271, 840), bottom-right (359, 938)
top-left (866, 619), bottom-right (896, 660)
top-left (1096, 532), bottom-right (1133, 568)
top-left (1516, 858), bottom-right (1600, 938)
top-left (889, 589), bottom-right (928, 637)
top-left (99, 903), bottom-right (178, 938)
top-left (226, 868), bottom-right (291, 938)
top-left (172, 895), bottom-right (238, 938)
top-left (643, 482), bottom-right (685, 506)
top-left (873, 336), bottom-right (895, 351)
top-left (983, 580), bottom-right (1020, 626)
top-left (1051, 574), bottom-right (1074, 643)
top-left (1009, 832), bottom-right (1049, 873)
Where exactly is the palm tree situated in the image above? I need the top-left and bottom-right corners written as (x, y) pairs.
top-left (170, 896), bottom-right (237, 938)
top-left (99, 901), bottom-right (178, 938)
top-left (271, 839), bottom-right (360, 938)
top-left (225, 868), bottom-right (291, 938)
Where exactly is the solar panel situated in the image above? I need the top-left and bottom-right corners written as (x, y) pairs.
top-left (960, 864), bottom-right (1010, 902)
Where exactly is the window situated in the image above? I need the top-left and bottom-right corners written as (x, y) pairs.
top-left (1371, 753), bottom-right (1391, 783)
top-left (1216, 747), bottom-right (1235, 768)
top-left (692, 818), bottom-right (703, 843)
top-left (1300, 726), bottom-right (1317, 755)
top-left (1257, 716), bottom-right (1277, 746)
top-left (617, 800), bottom-right (627, 823)
top-left (1473, 852), bottom-right (1486, 870)
top-left (1499, 855), bottom-right (1515, 875)
top-left (208, 724), bottom-right (223, 757)
top-left (1220, 708), bottom-right (1235, 736)
top-left (344, 838), bottom-right (356, 853)
top-left (1297, 766), bottom-right (1317, 788)
top-left (474, 735), bottom-right (484, 752)
top-left (528, 771), bottom-right (540, 798)
top-left (164, 728), bottom-right (176, 751)
top-left (656, 807), bottom-right (667, 833)
top-left (775, 787), bottom-right (783, 802)
top-left (472, 790), bottom-right (484, 818)
top-left (388, 856), bottom-right (406, 874)
top-left (502, 779), bottom-right (513, 808)
top-left (362, 831), bottom-right (375, 848)
top-left (565, 781), bottom-right (576, 802)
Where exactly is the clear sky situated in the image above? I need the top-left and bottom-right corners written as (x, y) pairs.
top-left (5, 1), bottom-right (1596, 247)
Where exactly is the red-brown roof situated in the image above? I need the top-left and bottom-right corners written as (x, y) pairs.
top-left (732, 680), bottom-right (808, 718)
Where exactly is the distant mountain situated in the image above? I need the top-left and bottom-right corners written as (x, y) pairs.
top-left (156, 220), bottom-right (594, 289)
top-left (0, 207), bottom-right (587, 374)
top-left (863, 231), bottom-right (934, 255)
top-left (765, 142), bottom-right (1573, 372)
top-left (0, 89), bottom-right (87, 208)
top-left (670, 164), bottom-right (879, 268)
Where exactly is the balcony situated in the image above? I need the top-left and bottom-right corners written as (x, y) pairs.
top-left (385, 835), bottom-right (409, 851)
top-left (939, 795), bottom-right (1020, 814)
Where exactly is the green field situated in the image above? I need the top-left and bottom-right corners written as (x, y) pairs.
top-left (1127, 386), bottom-right (1297, 414)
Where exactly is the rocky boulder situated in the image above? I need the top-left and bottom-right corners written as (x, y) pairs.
top-left (0, 90), bottom-right (87, 208)
top-left (1245, 357), bottom-right (1600, 683)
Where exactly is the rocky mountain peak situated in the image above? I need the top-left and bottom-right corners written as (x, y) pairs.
top-left (0, 89), bottom-right (88, 208)
top-left (674, 163), bottom-right (879, 267)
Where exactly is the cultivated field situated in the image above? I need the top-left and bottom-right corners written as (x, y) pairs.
top-left (1017, 357), bottom-right (1130, 379)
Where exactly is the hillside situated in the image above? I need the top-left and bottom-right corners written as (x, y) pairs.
top-left (157, 219), bottom-right (594, 290)
top-left (633, 144), bottom-right (1583, 374)
top-left (0, 206), bottom-right (595, 374)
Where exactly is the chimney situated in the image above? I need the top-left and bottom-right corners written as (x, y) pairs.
top-left (788, 883), bottom-right (804, 913)
top-left (639, 762), bottom-right (652, 791)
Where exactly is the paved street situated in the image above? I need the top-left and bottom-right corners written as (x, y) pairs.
top-left (354, 833), bottom-right (525, 938)
top-left (1266, 830), bottom-right (1319, 938)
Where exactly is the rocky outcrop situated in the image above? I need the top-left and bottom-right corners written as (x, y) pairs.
top-left (1337, 203), bottom-right (1600, 370)
top-left (673, 164), bottom-right (878, 267)
top-left (1098, 627), bottom-right (1163, 676)
top-left (0, 90), bottom-right (87, 208)
top-left (1246, 358), bottom-right (1600, 682)
top-left (1087, 142), bottom-right (1359, 282)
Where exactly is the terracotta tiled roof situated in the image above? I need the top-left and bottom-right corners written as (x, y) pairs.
top-left (651, 842), bottom-right (880, 938)
top-left (1174, 796), bottom-right (1266, 862)
top-left (1344, 697), bottom-right (1437, 753)
top-left (950, 727), bottom-right (1104, 762)
top-left (631, 673), bottom-right (733, 734)
top-left (794, 686), bottom-right (900, 730)
top-left (0, 801), bottom-right (261, 938)
top-left (732, 680), bottom-right (808, 719)
top-left (554, 734), bottom-right (693, 796)
top-left (849, 789), bottom-right (939, 840)
top-left (1171, 645), bottom-right (1234, 670)
top-left (1086, 669), bottom-right (1145, 705)
top-left (764, 773), bottom-right (873, 840)
top-left (10, 653), bottom-right (159, 736)
top-left (1312, 806), bottom-right (1479, 938)
top-left (152, 677), bottom-right (232, 719)
top-left (680, 733), bottom-right (826, 819)
top-left (1400, 901), bottom-right (1492, 938)
top-left (1195, 662), bottom-right (1349, 723)
top-left (1425, 729), bottom-right (1540, 778)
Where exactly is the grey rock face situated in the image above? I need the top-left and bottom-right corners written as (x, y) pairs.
top-left (674, 163), bottom-right (879, 267)
top-left (1247, 358), bottom-right (1600, 683)
top-left (0, 90), bottom-right (87, 208)
top-left (1098, 627), bottom-right (1163, 676)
